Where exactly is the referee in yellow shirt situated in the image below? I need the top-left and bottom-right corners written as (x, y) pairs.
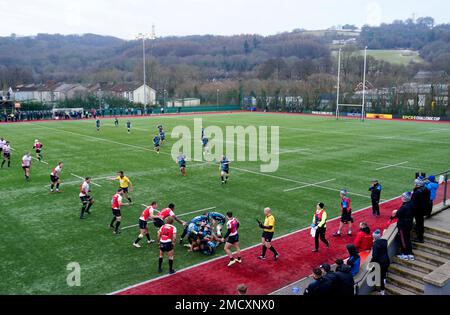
top-left (257, 207), bottom-right (279, 261)
top-left (111, 171), bottom-right (134, 203)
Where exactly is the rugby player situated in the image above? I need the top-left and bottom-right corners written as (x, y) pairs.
top-left (126, 120), bottom-right (132, 133)
top-left (157, 216), bottom-right (177, 274)
top-left (257, 207), bottom-right (279, 260)
top-left (0, 138), bottom-right (6, 156)
top-left (177, 153), bottom-right (187, 176)
top-left (79, 177), bottom-right (95, 219)
top-left (153, 203), bottom-right (186, 229)
top-left (133, 202), bottom-right (158, 248)
top-left (153, 135), bottom-right (161, 154)
top-left (179, 214), bottom-right (208, 244)
top-left (160, 130), bottom-right (166, 144)
top-left (157, 124), bottom-right (164, 134)
top-left (1, 141), bottom-right (11, 168)
top-left (222, 211), bottom-right (242, 267)
top-left (111, 171), bottom-right (133, 203)
top-left (114, 117), bottom-right (119, 127)
top-left (22, 152), bottom-right (32, 181)
top-left (202, 137), bottom-right (209, 155)
top-left (33, 139), bottom-right (43, 161)
top-left (333, 190), bottom-right (354, 236)
top-left (50, 162), bottom-right (63, 193)
top-left (220, 155), bottom-right (230, 184)
top-left (110, 189), bottom-right (130, 235)
top-left (205, 211), bottom-right (226, 237)
top-left (96, 118), bottom-right (101, 131)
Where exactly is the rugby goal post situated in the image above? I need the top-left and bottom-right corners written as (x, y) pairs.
top-left (335, 47), bottom-right (368, 121)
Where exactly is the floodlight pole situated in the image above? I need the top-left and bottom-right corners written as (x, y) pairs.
top-left (362, 46), bottom-right (368, 122)
top-left (142, 36), bottom-right (147, 110)
top-left (336, 48), bottom-right (342, 120)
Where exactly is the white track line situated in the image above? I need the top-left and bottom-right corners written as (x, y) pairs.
top-left (70, 173), bottom-right (102, 187)
top-left (375, 161), bottom-right (409, 171)
top-left (109, 195), bottom-right (403, 295)
top-left (121, 206), bottom-right (217, 231)
top-left (284, 179), bottom-right (337, 192)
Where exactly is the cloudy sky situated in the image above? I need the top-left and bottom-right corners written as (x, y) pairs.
top-left (1, 0), bottom-right (448, 39)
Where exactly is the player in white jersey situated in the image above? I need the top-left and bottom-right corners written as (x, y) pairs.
top-left (1, 141), bottom-right (11, 168)
top-left (0, 138), bottom-right (6, 154)
top-left (79, 177), bottom-right (95, 219)
top-left (50, 162), bottom-right (64, 193)
top-left (21, 153), bottom-right (32, 181)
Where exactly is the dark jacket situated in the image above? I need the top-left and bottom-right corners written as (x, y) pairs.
top-left (369, 183), bottom-right (382, 201)
top-left (371, 239), bottom-right (390, 269)
top-left (394, 201), bottom-right (414, 229)
top-left (335, 264), bottom-right (355, 295)
top-left (412, 186), bottom-right (431, 216)
top-left (323, 271), bottom-right (340, 294)
top-left (304, 277), bottom-right (334, 296)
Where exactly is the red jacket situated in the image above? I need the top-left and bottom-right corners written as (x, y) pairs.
top-left (354, 227), bottom-right (373, 251)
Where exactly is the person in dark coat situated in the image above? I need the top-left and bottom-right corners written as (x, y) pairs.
top-left (369, 180), bottom-right (382, 216)
top-left (304, 268), bottom-right (333, 296)
top-left (391, 192), bottom-right (415, 260)
top-left (370, 229), bottom-right (390, 295)
top-left (335, 259), bottom-right (355, 295)
top-left (320, 263), bottom-right (340, 295)
top-left (411, 179), bottom-right (430, 243)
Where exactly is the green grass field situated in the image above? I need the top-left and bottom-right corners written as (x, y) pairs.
top-left (364, 49), bottom-right (424, 65)
top-left (1, 113), bottom-right (449, 295)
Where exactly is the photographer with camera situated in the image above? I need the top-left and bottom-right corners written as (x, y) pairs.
top-left (257, 207), bottom-right (279, 261)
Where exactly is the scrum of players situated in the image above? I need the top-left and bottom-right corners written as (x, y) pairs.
top-left (1, 121), bottom-right (242, 275)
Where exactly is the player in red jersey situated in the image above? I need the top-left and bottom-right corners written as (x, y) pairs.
top-left (109, 189), bottom-right (130, 235)
top-left (222, 211), bottom-right (242, 267)
top-left (153, 203), bottom-right (186, 228)
top-left (133, 201), bottom-right (158, 248)
top-left (333, 190), bottom-right (354, 237)
top-left (50, 162), bottom-right (63, 193)
top-left (33, 139), bottom-right (43, 162)
top-left (21, 152), bottom-right (32, 181)
top-left (79, 177), bottom-right (95, 219)
top-left (158, 216), bottom-right (177, 274)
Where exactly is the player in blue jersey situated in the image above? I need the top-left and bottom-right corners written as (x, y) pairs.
top-left (180, 214), bottom-right (208, 244)
top-left (160, 130), bottom-right (166, 144)
top-left (114, 117), bottom-right (119, 127)
top-left (96, 119), bottom-right (101, 131)
top-left (220, 155), bottom-right (231, 184)
top-left (153, 135), bottom-right (161, 154)
top-left (201, 128), bottom-right (205, 139)
top-left (157, 124), bottom-right (164, 134)
top-left (202, 137), bottom-right (209, 155)
top-left (126, 120), bottom-right (132, 133)
top-left (206, 211), bottom-right (227, 237)
top-left (177, 153), bottom-right (187, 176)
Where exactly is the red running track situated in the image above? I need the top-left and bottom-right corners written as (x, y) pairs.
top-left (114, 197), bottom-right (405, 295)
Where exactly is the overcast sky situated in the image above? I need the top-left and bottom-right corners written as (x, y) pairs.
top-left (1, 0), bottom-right (448, 39)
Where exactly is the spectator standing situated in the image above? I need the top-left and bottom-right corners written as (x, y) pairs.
top-left (411, 179), bottom-right (430, 243)
top-left (312, 202), bottom-right (330, 253)
top-left (320, 263), bottom-right (339, 295)
top-left (369, 180), bottom-right (382, 216)
top-left (353, 222), bottom-right (373, 252)
top-left (425, 176), bottom-right (439, 217)
top-left (391, 192), bottom-right (415, 261)
top-left (370, 229), bottom-right (390, 295)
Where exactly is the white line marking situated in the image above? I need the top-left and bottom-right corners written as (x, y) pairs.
top-left (121, 207), bottom-right (217, 231)
top-left (363, 160), bottom-right (418, 171)
top-left (109, 195), bottom-right (402, 295)
top-left (70, 173), bottom-right (102, 187)
top-left (375, 161), bottom-right (409, 171)
top-left (284, 179), bottom-right (337, 192)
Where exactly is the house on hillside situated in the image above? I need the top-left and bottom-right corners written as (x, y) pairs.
top-left (413, 71), bottom-right (447, 82)
top-left (132, 84), bottom-right (156, 106)
top-left (14, 84), bottom-right (38, 101)
top-left (53, 83), bottom-right (88, 101)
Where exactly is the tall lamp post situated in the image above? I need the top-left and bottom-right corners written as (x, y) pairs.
top-left (136, 33), bottom-right (150, 110)
top-left (216, 89), bottom-right (220, 111)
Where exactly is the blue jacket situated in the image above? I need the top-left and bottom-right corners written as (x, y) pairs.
top-left (426, 181), bottom-right (439, 201)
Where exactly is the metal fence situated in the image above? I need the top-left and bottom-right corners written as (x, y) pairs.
top-left (435, 170), bottom-right (449, 207)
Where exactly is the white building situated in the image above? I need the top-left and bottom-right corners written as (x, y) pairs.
top-left (132, 84), bottom-right (156, 106)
